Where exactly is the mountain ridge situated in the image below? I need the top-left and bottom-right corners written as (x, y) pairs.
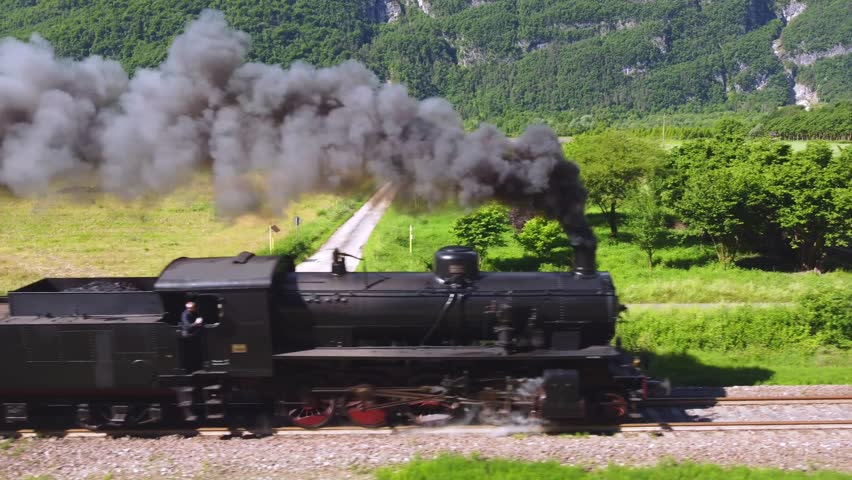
top-left (0, 0), bottom-right (849, 126)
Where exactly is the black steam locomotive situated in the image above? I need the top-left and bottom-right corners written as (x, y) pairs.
top-left (0, 244), bottom-right (661, 430)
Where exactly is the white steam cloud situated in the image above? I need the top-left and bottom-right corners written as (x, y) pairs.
top-left (0, 10), bottom-right (594, 246)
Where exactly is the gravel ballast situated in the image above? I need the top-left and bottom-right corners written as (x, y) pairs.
top-left (2, 385), bottom-right (850, 479)
top-left (2, 429), bottom-right (850, 480)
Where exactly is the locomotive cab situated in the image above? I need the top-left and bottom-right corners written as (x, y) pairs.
top-left (154, 252), bottom-right (288, 377)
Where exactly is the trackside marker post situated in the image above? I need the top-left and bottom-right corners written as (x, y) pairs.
top-left (269, 224), bottom-right (280, 254)
top-left (409, 225), bottom-right (413, 254)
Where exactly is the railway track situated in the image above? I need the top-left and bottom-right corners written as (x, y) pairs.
top-left (4, 420), bottom-right (852, 438)
top-left (640, 395), bottom-right (852, 406)
top-left (3, 396), bottom-right (850, 438)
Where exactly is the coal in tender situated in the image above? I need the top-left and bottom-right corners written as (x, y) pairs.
top-left (63, 281), bottom-right (142, 293)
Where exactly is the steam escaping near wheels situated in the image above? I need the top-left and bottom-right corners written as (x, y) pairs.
top-left (0, 10), bottom-right (594, 249)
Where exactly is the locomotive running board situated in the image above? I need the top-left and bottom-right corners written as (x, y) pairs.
top-left (275, 345), bottom-right (620, 360)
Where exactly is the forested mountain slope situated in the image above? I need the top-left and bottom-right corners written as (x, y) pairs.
top-left (0, 0), bottom-right (849, 126)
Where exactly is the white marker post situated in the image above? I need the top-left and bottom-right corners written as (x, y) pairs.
top-left (409, 225), bottom-right (413, 255)
top-left (269, 224), bottom-right (280, 254)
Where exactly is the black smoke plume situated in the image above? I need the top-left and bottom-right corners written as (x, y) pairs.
top-left (0, 10), bottom-right (596, 263)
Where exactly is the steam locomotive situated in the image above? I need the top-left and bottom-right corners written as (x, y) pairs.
top-left (0, 244), bottom-right (663, 430)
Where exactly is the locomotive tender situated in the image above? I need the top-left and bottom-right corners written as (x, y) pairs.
top-left (0, 244), bottom-right (659, 429)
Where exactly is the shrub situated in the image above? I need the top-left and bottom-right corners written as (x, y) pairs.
top-left (514, 217), bottom-right (571, 266)
top-left (799, 287), bottom-right (852, 347)
top-left (617, 292), bottom-right (852, 354)
top-left (451, 204), bottom-right (510, 259)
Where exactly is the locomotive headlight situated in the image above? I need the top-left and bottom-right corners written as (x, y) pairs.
top-left (632, 356), bottom-right (642, 368)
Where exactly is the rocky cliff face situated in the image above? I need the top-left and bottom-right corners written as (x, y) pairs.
top-left (769, 1), bottom-right (852, 108)
top-left (780, 0), bottom-right (806, 22)
top-left (376, 0), bottom-right (432, 22)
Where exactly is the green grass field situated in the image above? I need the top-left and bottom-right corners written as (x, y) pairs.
top-left (0, 178), bottom-right (369, 295)
top-left (642, 348), bottom-right (851, 386)
top-left (375, 456), bottom-right (851, 480)
top-left (618, 303), bottom-right (851, 385)
top-left (357, 203), bottom-right (851, 303)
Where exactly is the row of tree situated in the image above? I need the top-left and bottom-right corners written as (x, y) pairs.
top-left (661, 122), bottom-right (851, 270)
top-left (452, 120), bottom-right (851, 271)
top-left (474, 102), bottom-right (852, 140)
top-left (762, 103), bottom-right (852, 141)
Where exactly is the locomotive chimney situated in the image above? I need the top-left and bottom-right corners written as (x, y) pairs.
top-left (572, 240), bottom-right (597, 276)
top-left (557, 215), bottom-right (597, 277)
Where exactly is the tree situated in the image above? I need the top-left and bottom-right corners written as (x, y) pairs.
top-left (563, 130), bottom-right (665, 238)
top-left (674, 162), bottom-right (765, 265)
top-left (713, 118), bottom-right (749, 143)
top-left (662, 135), bottom-right (779, 265)
top-left (768, 144), bottom-right (852, 271)
top-left (626, 182), bottom-right (668, 268)
top-left (514, 217), bottom-right (571, 266)
top-left (451, 204), bottom-right (510, 260)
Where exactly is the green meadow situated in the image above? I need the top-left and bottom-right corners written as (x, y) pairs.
top-left (375, 456), bottom-right (851, 480)
top-left (0, 178), bottom-right (369, 295)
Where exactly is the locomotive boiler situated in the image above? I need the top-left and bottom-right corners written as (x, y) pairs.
top-left (0, 242), bottom-right (662, 430)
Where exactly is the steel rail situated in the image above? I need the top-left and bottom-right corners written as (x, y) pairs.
top-left (5, 420), bottom-right (852, 438)
top-left (272, 420), bottom-right (852, 435)
top-left (640, 396), bottom-right (852, 406)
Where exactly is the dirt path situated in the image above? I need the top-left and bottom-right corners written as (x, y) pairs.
top-left (296, 182), bottom-right (398, 273)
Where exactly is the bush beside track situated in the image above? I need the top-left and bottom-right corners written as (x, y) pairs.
top-left (616, 291), bottom-right (851, 385)
top-left (619, 289), bottom-right (851, 352)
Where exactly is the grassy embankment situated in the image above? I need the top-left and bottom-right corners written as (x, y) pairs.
top-left (0, 177), bottom-right (370, 295)
top-left (357, 203), bottom-right (851, 385)
top-left (375, 456), bottom-right (851, 480)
